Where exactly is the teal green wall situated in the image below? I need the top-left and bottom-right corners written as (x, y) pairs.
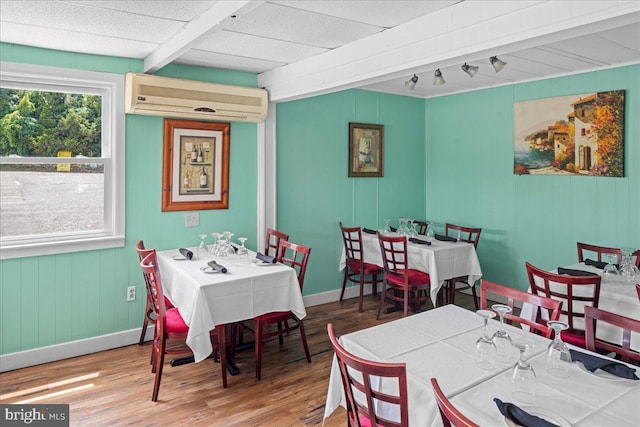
top-left (276, 90), bottom-right (427, 295)
top-left (0, 43), bottom-right (260, 354)
top-left (425, 65), bottom-right (639, 290)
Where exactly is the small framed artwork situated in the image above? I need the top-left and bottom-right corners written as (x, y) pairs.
top-left (161, 119), bottom-right (230, 211)
top-left (348, 122), bottom-right (384, 177)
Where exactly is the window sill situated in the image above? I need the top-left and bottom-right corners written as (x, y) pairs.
top-left (0, 235), bottom-right (125, 260)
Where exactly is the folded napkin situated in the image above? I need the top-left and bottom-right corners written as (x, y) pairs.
top-left (569, 349), bottom-right (639, 380)
top-left (256, 252), bottom-right (277, 264)
top-left (584, 258), bottom-right (618, 269)
top-left (178, 248), bottom-right (193, 260)
top-left (409, 237), bottom-right (431, 245)
top-left (434, 234), bottom-right (456, 242)
top-left (557, 267), bottom-right (596, 277)
top-left (494, 398), bottom-right (560, 427)
top-left (389, 226), bottom-right (397, 232)
top-left (207, 260), bottom-right (228, 273)
top-left (362, 228), bottom-right (377, 235)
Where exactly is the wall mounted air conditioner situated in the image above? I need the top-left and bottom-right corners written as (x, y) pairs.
top-left (125, 73), bottom-right (268, 123)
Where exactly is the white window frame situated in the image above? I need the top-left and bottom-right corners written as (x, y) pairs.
top-left (0, 62), bottom-right (125, 259)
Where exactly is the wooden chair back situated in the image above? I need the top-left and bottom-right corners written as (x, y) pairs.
top-left (140, 252), bottom-right (170, 339)
top-left (480, 280), bottom-right (562, 338)
top-left (636, 284), bottom-right (640, 303)
top-left (328, 324), bottom-right (409, 427)
top-left (577, 242), bottom-right (623, 264)
top-left (135, 240), bottom-right (155, 305)
top-left (265, 228), bottom-right (289, 257)
top-left (445, 223), bottom-right (481, 249)
top-left (277, 240), bottom-right (311, 291)
top-left (377, 232), bottom-right (409, 285)
top-left (414, 220), bottom-right (430, 236)
top-left (340, 222), bottom-right (365, 271)
top-left (525, 262), bottom-right (601, 331)
top-left (585, 306), bottom-right (640, 364)
top-left (430, 378), bottom-right (479, 427)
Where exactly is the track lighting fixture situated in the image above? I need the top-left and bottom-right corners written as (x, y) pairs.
top-left (461, 63), bottom-right (479, 78)
top-left (404, 74), bottom-right (419, 90)
top-left (433, 69), bottom-right (445, 86)
top-left (490, 56), bottom-right (507, 73)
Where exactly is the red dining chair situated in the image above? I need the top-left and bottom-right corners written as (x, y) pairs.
top-left (636, 284), bottom-right (640, 303)
top-left (264, 227), bottom-right (289, 257)
top-left (414, 220), bottom-right (430, 236)
top-left (377, 232), bottom-right (431, 319)
top-left (139, 252), bottom-right (226, 401)
top-left (585, 306), bottom-right (640, 365)
top-left (577, 242), bottom-right (640, 268)
top-left (339, 222), bottom-right (383, 312)
top-left (444, 223), bottom-right (482, 310)
top-left (430, 378), bottom-right (479, 427)
top-left (135, 240), bottom-right (174, 345)
top-left (480, 280), bottom-right (562, 338)
top-left (328, 323), bottom-right (409, 427)
top-left (248, 240), bottom-right (311, 380)
top-left (526, 262), bottom-right (601, 348)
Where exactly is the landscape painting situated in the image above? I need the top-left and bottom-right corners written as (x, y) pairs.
top-left (514, 91), bottom-right (625, 176)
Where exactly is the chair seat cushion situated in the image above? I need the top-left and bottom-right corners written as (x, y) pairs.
top-left (164, 296), bottom-right (174, 308)
top-left (165, 307), bottom-right (189, 334)
top-left (346, 259), bottom-right (383, 273)
top-left (561, 328), bottom-right (586, 348)
top-left (386, 269), bottom-right (430, 286)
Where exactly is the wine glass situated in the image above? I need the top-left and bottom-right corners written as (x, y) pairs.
top-left (196, 234), bottom-right (207, 260)
top-left (491, 304), bottom-right (513, 363)
top-left (546, 321), bottom-right (572, 378)
top-left (237, 237), bottom-right (249, 263)
top-left (475, 310), bottom-right (497, 370)
top-left (619, 248), bottom-right (639, 283)
top-left (602, 253), bottom-right (620, 282)
top-left (383, 219), bottom-right (391, 235)
top-left (426, 225), bottom-right (435, 243)
top-left (511, 343), bottom-right (537, 404)
top-left (210, 232), bottom-right (221, 258)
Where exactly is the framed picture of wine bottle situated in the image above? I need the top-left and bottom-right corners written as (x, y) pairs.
top-left (161, 119), bottom-right (230, 211)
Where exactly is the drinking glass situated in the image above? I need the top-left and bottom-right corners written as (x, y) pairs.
top-left (196, 234), bottom-right (208, 260)
top-left (210, 232), bottom-right (221, 258)
top-left (511, 343), bottom-right (537, 404)
top-left (602, 253), bottom-right (620, 281)
top-left (426, 225), bottom-right (435, 243)
top-left (546, 321), bottom-right (572, 378)
top-left (475, 310), bottom-right (497, 370)
top-left (237, 237), bottom-right (249, 263)
top-left (383, 219), bottom-right (391, 235)
top-left (491, 304), bottom-right (513, 363)
top-left (619, 248), bottom-right (639, 283)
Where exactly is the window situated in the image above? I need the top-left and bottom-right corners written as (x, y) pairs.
top-left (0, 62), bottom-right (125, 259)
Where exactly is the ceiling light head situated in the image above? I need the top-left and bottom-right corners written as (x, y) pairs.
top-left (490, 56), bottom-right (507, 73)
top-left (433, 69), bottom-right (445, 86)
top-left (405, 74), bottom-right (419, 90)
top-left (461, 63), bottom-right (479, 78)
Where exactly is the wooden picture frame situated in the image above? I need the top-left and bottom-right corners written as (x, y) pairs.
top-left (348, 122), bottom-right (384, 177)
top-left (161, 119), bottom-right (230, 211)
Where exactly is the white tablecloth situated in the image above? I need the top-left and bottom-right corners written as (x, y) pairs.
top-left (324, 304), bottom-right (640, 426)
top-left (156, 248), bottom-right (306, 362)
top-left (521, 262), bottom-right (640, 350)
top-left (324, 305), bottom-right (549, 426)
top-left (339, 233), bottom-right (482, 306)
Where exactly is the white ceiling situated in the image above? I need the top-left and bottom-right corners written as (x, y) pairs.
top-left (1, 1), bottom-right (639, 102)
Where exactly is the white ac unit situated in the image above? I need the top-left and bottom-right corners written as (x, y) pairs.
top-left (125, 73), bottom-right (268, 123)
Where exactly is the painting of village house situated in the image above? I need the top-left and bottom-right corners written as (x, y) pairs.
top-left (514, 91), bottom-right (625, 176)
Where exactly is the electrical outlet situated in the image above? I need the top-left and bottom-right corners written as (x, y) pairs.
top-left (185, 212), bottom-right (199, 227)
top-left (127, 286), bottom-right (136, 302)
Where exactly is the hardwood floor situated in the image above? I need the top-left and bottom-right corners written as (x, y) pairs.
top-left (0, 292), bottom-right (480, 426)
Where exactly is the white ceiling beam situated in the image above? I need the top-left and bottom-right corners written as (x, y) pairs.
top-left (259, 0), bottom-right (640, 102)
top-left (143, 1), bottom-right (264, 73)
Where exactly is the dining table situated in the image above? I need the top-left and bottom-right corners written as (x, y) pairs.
top-left (156, 247), bottom-right (306, 363)
top-left (521, 262), bottom-right (640, 351)
top-left (323, 304), bottom-right (639, 426)
top-left (339, 232), bottom-right (482, 306)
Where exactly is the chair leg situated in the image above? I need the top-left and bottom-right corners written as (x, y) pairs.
top-left (298, 319), bottom-right (312, 363)
top-left (376, 281), bottom-right (387, 320)
top-left (255, 320), bottom-right (264, 380)
top-left (277, 321), bottom-right (284, 345)
top-left (217, 326), bottom-right (227, 388)
top-left (339, 269), bottom-right (348, 301)
top-left (358, 275), bottom-right (365, 313)
top-left (471, 283), bottom-right (479, 310)
top-left (372, 274), bottom-right (378, 296)
top-left (151, 342), bottom-right (165, 402)
top-left (139, 301), bottom-right (151, 345)
top-left (403, 289), bottom-right (409, 317)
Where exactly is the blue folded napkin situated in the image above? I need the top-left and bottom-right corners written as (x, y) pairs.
top-left (434, 234), bottom-right (456, 242)
top-left (178, 248), bottom-right (193, 260)
top-left (362, 228), bottom-right (377, 235)
top-left (409, 237), bottom-right (431, 245)
top-left (584, 258), bottom-right (618, 269)
top-left (569, 349), bottom-right (639, 380)
top-left (494, 398), bottom-right (560, 427)
top-left (256, 252), bottom-right (277, 264)
top-left (557, 267), bottom-right (596, 276)
top-left (207, 260), bottom-right (228, 273)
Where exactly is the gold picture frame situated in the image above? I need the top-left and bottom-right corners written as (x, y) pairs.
top-left (161, 119), bottom-right (230, 211)
top-left (348, 122), bottom-right (384, 177)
